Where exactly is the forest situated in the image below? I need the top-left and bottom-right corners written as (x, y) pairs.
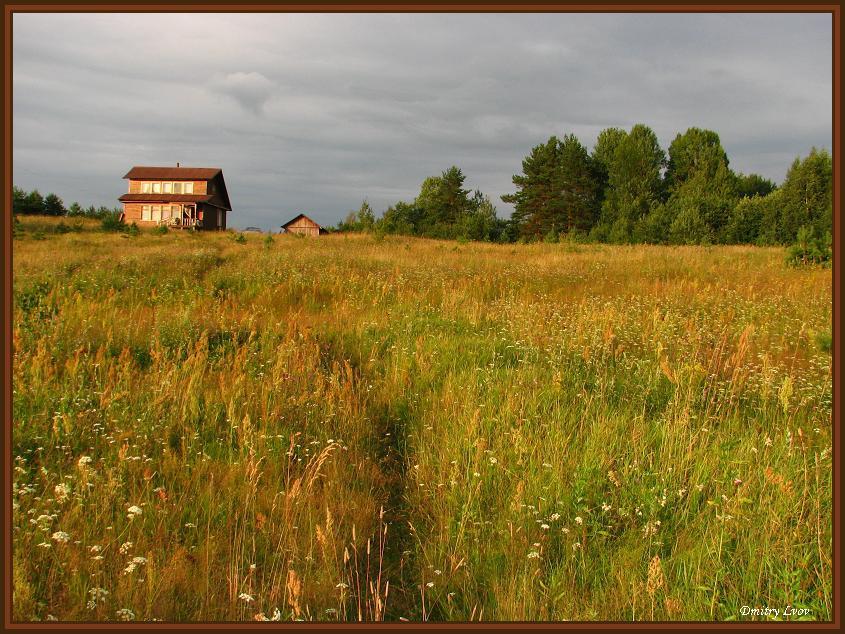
top-left (339, 126), bottom-right (832, 252)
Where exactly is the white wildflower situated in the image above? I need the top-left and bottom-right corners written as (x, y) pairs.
top-left (239, 593), bottom-right (255, 603)
top-left (51, 531), bottom-right (70, 544)
top-left (54, 483), bottom-right (70, 503)
top-left (126, 505), bottom-right (143, 520)
top-left (116, 608), bottom-right (135, 621)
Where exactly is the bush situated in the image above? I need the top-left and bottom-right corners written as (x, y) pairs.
top-left (126, 222), bottom-right (140, 237)
top-left (233, 232), bottom-right (247, 244)
top-left (263, 233), bottom-right (274, 249)
top-left (153, 225), bottom-right (169, 236)
top-left (54, 222), bottom-right (71, 235)
top-left (786, 225), bottom-right (831, 266)
top-left (543, 228), bottom-right (559, 243)
top-left (100, 212), bottom-right (126, 233)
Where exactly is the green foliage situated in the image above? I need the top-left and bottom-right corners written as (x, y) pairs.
top-left (595, 125), bottom-right (666, 244)
top-left (778, 148), bottom-right (832, 243)
top-left (786, 225), bottom-right (831, 266)
top-left (664, 128), bottom-right (738, 242)
top-left (503, 135), bottom-right (600, 240)
top-left (153, 224), bottom-right (169, 236)
top-left (99, 211), bottom-right (126, 233)
top-left (233, 232), bottom-right (247, 244)
top-left (263, 232), bottom-right (275, 249)
top-left (735, 172), bottom-right (776, 199)
top-left (43, 193), bottom-right (66, 216)
top-left (126, 222), bottom-right (140, 237)
top-left (339, 200), bottom-right (377, 233)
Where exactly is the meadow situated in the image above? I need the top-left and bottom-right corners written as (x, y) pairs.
top-left (11, 217), bottom-right (832, 622)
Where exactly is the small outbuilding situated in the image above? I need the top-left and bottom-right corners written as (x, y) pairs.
top-left (281, 213), bottom-right (325, 236)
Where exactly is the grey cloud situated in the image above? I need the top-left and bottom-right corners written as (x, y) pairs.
top-left (13, 12), bottom-right (832, 230)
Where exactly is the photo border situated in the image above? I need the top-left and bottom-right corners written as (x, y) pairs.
top-left (1, 1), bottom-right (840, 629)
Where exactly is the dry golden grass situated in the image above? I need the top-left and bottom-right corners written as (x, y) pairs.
top-left (12, 218), bottom-right (832, 622)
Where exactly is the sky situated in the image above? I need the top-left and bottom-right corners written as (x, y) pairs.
top-left (13, 12), bottom-right (832, 231)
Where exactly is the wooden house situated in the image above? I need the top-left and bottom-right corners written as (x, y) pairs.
top-left (119, 165), bottom-right (232, 230)
top-left (281, 214), bottom-right (325, 236)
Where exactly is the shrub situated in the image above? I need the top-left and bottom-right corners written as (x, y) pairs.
top-left (786, 225), bottom-right (831, 266)
top-left (100, 212), bottom-right (126, 232)
top-left (233, 233), bottom-right (247, 244)
top-left (153, 225), bottom-right (169, 236)
top-left (126, 222), bottom-right (140, 237)
top-left (263, 233), bottom-right (274, 249)
top-left (54, 222), bottom-right (71, 235)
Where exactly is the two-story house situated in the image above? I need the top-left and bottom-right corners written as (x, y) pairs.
top-left (119, 165), bottom-right (232, 230)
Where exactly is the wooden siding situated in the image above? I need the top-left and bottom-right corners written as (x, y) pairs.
top-left (285, 216), bottom-right (321, 236)
top-left (128, 179), bottom-right (207, 195)
top-left (122, 202), bottom-right (226, 231)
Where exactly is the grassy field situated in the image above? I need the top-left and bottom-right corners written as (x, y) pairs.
top-left (11, 217), bottom-right (832, 622)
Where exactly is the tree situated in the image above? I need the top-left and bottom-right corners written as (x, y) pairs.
top-left (502, 134), bottom-right (600, 239)
top-left (735, 172), bottom-right (776, 199)
top-left (591, 127), bottom-right (628, 201)
top-left (20, 189), bottom-right (45, 215)
top-left (502, 136), bottom-right (561, 238)
top-left (664, 128), bottom-right (738, 242)
top-left (724, 194), bottom-right (768, 244)
top-left (44, 193), bottom-right (66, 216)
top-left (664, 127), bottom-right (729, 192)
top-left (777, 148), bottom-right (832, 243)
top-left (593, 124), bottom-right (666, 243)
top-left (415, 167), bottom-right (473, 236)
top-left (13, 187), bottom-right (27, 214)
top-left (357, 200), bottom-right (376, 232)
top-left (556, 134), bottom-right (601, 233)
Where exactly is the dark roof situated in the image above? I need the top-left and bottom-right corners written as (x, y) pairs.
top-left (123, 166), bottom-right (221, 180)
top-left (281, 213), bottom-right (322, 229)
top-left (119, 193), bottom-right (218, 204)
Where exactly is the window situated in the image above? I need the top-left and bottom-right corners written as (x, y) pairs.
top-left (171, 206), bottom-right (180, 220)
top-left (163, 182), bottom-right (172, 194)
top-left (152, 182), bottom-right (161, 193)
top-left (141, 182), bottom-right (151, 193)
top-left (152, 205), bottom-right (161, 222)
top-left (173, 182), bottom-right (183, 194)
top-left (184, 182), bottom-right (194, 194)
top-left (142, 205), bottom-right (151, 221)
top-left (161, 206), bottom-right (171, 221)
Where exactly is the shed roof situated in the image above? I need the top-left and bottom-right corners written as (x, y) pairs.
top-left (281, 213), bottom-right (322, 229)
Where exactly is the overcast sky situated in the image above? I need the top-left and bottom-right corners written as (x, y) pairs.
top-left (13, 12), bottom-right (832, 230)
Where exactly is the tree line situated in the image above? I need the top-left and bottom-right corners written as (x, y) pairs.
top-left (340, 125), bottom-right (832, 248)
top-left (13, 187), bottom-right (123, 219)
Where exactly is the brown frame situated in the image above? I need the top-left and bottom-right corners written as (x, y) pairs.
top-left (1, 2), bottom-right (840, 630)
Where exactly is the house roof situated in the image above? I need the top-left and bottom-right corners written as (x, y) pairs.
top-left (119, 193), bottom-right (223, 205)
top-left (281, 213), bottom-right (322, 229)
top-left (123, 166), bottom-right (222, 180)
top-left (120, 165), bottom-right (232, 211)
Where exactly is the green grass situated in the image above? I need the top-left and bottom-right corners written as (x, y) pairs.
top-left (12, 217), bottom-right (832, 622)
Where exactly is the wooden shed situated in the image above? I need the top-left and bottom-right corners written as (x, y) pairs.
top-left (281, 214), bottom-right (325, 236)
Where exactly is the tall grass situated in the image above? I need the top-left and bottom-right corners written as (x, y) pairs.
top-left (12, 217), bottom-right (832, 622)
